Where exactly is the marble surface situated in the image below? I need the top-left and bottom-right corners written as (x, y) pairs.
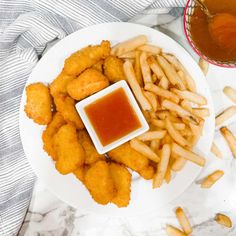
top-left (19, 16), bottom-right (236, 236)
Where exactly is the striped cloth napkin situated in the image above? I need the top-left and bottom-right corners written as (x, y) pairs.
top-left (0, 0), bottom-right (186, 235)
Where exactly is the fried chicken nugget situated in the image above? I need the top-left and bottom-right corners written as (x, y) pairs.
top-left (64, 40), bottom-right (111, 76)
top-left (108, 142), bottom-right (149, 173)
top-left (84, 161), bottom-right (116, 205)
top-left (25, 83), bottom-right (52, 125)
top-left (53, 123), bottom-right (85, 175)
top-left (67, 68), bottom-right (109, 101)
top-left (78, 130), bottom-right (105, 165)
top-left (73, 165), bottom-right (89, 183)
top-left (54, 93), bottom-right (84, 129)
top-left (50, 71), bottom-right (75, 97)
top-left (92, 60), bottom-right (104, 73)
top-left (42, 112), bottom-right (66, 160)
top-left (110, 163), bottom-right (131, 207)
top-left (104, 56), bottom-right (126, 83)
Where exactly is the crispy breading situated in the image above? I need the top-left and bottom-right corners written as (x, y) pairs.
top-left (67, 68), bottom-right (109, 100)
top-left (84, 161), bottom-right (116, 205)
top-left (108, 142), bottom-right (149, 172)
top-left (64, 40), bottom-right (111, 76)
top-left (78, 130), bottom-right (105, 165)
top-left (25, 82), bottom-right (52, 125)
top-left (73, 165), bottom-right (89, 183)
top-left (54, 93), bottom-right (84, 129)
top-left (110, 163), bottom-right (131, 207)
top-left (53, 124), bottom-right (85, 175)
top-left (104, 56), bottom-right (126, 83)
top-left (138, 165), bottom-right (155, 180)
top-left (50, 71), bottom-right (75, 97)
top-left (92, 60), bottom-right (104, 73)
top-left (42, 112), bottom-right (66, 160)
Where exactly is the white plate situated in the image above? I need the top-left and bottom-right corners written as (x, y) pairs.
top-left (19, 22), bottom-right (215, 217)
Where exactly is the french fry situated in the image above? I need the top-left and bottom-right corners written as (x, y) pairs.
top-left (175, 207), bottom-right (192, 235)
top-left (171, 157), bottom-right (187, 172)
top-left (166, 119), bottom-right (190, 147)
top-left (137, 131), bottom-right (166, 141)
top-left (171, 88), bottom-right (207, 106)
top-left (199, 58), bottom-right (209, 76)
top-left (130, 139), bottom-right (160, 163)
top-left (220, 127), bottom-right (236, 158)
top-left (150, 139), bottom-right (160, 152)
top-left (211, 142), bottom-right (222, 158)
top-left (153, 144), bottom-right (171, 188)
top-left (119, 50), bottom-right (136, 59)
top-left (143, 91), bottom-right (158, 112)
top-left (223, 86), bottom-right (236, 103)
top-left (140, 52), bottom-right (152, 84)
top-left (201, 170), bottom-right (224, 188)
top-left (145, 83), bottom-right (179, 103)
top-left (123, 60), bottom-right (152, 110)
top-left (156, 55), bottom-right (185, 90)
top-left (161, 133), bottom-right (173, 145)
top-left (165, 165), bottom-right (172, 184)
top-left (152, 119), bottom-right (185, 130)
top-left (189, 120), bottom-right (204, 146)
top-left (111, 35), bottom-right (148, 56)
top-left (166, 225), bottom-right (187, 236)
top-left (192, 108), bottom-right (210, 118)
top-left (216, 106), bottom-right (236, 126)
top-left (152, 73), bottom-right (158, 83)
top-left (137, 44), bottom-right (161, 54)
top-left (147, 56), bottom-right (169, 87)
top-left (134, 50), bottom-right (143, 87)
top-left (172, 143), bottom-right (206, 166)
top-left (162, 53), bottom-right (196, 92)
top-left (215, 213), bottom-right (232, 228)
top-left (177, 70), bottom-right (188, 88)
top-left (162, 100), bottom-right (193, 118)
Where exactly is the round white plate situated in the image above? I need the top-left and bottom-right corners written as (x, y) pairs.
top-left (19, 22), bottom-right (215, 217)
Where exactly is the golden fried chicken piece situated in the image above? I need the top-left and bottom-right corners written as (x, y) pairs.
top-left (67, 68), bottom-right (109, 100)
top-left (42, 112), bottom-right (66, 160)
top-left (73, 165), bottom-right (89, 183)
top-left (108, 142), bottom-right (149, 173)
top-left (54, 93), bottom-right (84, 129)
top-left (110, 163), bottom-right (131, 207)
top-left (25, 83), bottom-right (52, 125)
top-left (104, 56), bottom-right (126, 83)
top-left (53, 123), bottom-right (85, 175)
top-left (138, 165), bottom-right (155, 180)
top-left (64, 40), bottom-right (111, 76)
top-left (78, 130), bottom-right (105, 165)
top-left (50, 71), bottom-right (75, 97)
top-left (92, 60), bottom-right (104, 73)
top-left (84, 161), bottom-right (116, 205)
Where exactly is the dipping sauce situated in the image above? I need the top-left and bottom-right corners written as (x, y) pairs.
top-left (190, 0), bottom-right (236, 62)
top-left (84, 87), bottom-right (141, 146)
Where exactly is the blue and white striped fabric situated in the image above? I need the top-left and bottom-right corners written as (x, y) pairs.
top-left (0, 0), bottom-right (185, 235)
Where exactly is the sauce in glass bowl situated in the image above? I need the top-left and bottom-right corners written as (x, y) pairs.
top-left (189, 0), bottom-right (236, 62)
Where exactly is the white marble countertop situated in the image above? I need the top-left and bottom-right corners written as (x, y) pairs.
top-left (19, 15), bottom-right (236, 236)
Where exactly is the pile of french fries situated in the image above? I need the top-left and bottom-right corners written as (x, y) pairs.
top-left (112, 35), bottom-right (209, 188)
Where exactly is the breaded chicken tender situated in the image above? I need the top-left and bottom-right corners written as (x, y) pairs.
top-left (53, 123), bottom-right (85, 175)
top-left (54, 94), bottom-right (84, 129)
top-left (73, 165), bottom-right (89, 183)
top-left (50, 71), bottom-right (75, 97)
top-left (78, 130), bottom-right (105, 165)
top-left (25, 83), bottom-right (52, 125)
top-left (108, 142), bottom-right (149, 173)
top-left (67, 68), bottom-right (109, 100)
top-left (42, 112), bottom-right (66, 160)
top-left (92, 60), bottom-right (104, 73)
top-left (104, 56), bottom-right (126, 83)
top-left (84, 161), bottom-right (116, 205)
top-left (138, 165), bottom-right (155, 180)
top-left (110, 163), bottom-right (131, 207)
top-left (64, 40), bottom-right (111, 76)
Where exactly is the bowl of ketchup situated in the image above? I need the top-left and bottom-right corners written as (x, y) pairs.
top-left (184, 0), bottom-right (236, 67)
